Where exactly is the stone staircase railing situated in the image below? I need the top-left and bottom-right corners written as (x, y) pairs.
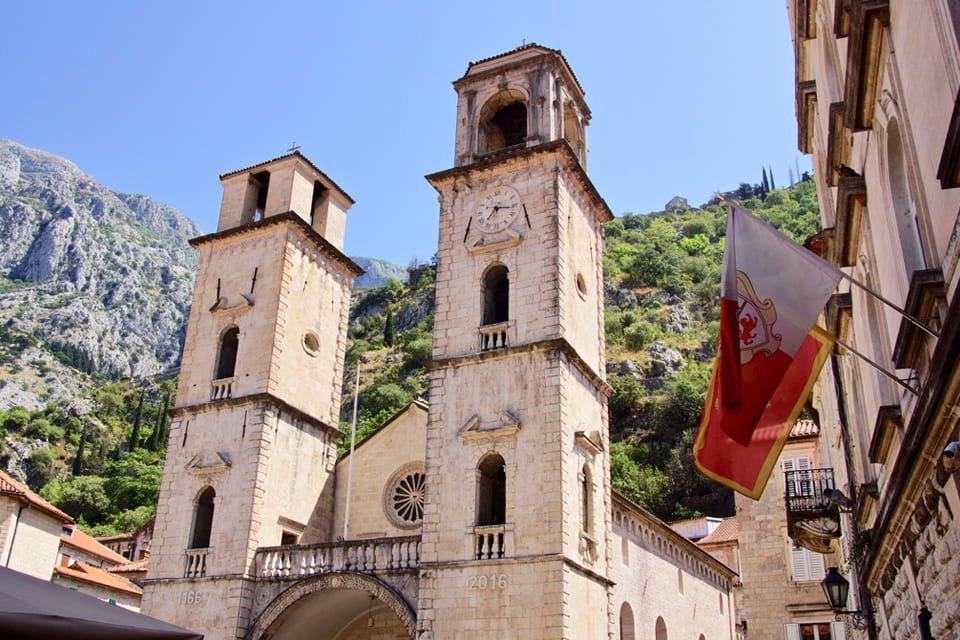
top-left (255, 536), bottom-right (421, 579)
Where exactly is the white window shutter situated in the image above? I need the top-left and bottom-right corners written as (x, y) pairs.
top-left (784, 623), bottom-right (801, 640)
top-left (790, 546), bottom-right (809, 581)
top-left (831, 621), bottom-right (847, 639)
top-left (808, 548), bottom-right (826, 580)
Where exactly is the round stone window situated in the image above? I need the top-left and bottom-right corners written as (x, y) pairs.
top-left (383, 463), bottom-right (426, 529)
top-left (302, 331), bottom-right (320, 356)
top-left (575, 272), bottom-right (588, 299)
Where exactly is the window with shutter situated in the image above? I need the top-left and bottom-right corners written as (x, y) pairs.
top-left (790, 544), bottom-right (826, 582)
top-left (782, 455), bottom-right (814, 497)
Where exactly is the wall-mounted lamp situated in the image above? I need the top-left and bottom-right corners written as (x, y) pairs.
top-left (821, 567), bottom-right (870, 630)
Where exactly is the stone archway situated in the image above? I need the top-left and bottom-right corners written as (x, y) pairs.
top-left (249, 572), bottom-right (416, 639)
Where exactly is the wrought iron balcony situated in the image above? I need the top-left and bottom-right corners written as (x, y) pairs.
top-left (785, 467), bottom-right (841, 554)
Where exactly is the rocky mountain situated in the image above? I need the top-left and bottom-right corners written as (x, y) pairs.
top-left (352, 256), bottom-right (409, 289)
top-left (0, 140), bottom-right (200, 409)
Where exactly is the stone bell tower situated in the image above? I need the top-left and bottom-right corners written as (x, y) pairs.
top-left (142, 153), bottom-right (361, 640)
top-left (417, 44), bottom-right (615, 638)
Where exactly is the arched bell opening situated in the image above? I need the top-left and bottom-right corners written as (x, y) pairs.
top-left (477, 89), bottom-right (528, 154)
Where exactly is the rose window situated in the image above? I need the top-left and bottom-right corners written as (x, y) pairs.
top-left (383, 463), bottom-right (426, 529)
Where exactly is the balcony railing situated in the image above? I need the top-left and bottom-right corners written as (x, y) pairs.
top-left (255, 536), bottom-right (420, 579)
top-left (785, 467), bottom-right (835, 513)
top-left (184, 548), bottom-right (209, 578)
top-left (478, 321), bottom-right (512, 351)
top-left (210, 377), bottom-right (235, 401)
top-left (474, 525), bottom-right (505, 560)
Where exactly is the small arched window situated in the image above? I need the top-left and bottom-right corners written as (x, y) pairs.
top-left (655, 616), bottom-right (668, 640)
top-left (581, 464), bottom-right (592, 534)
top-left (190, 487), bottom-right (216, 549)
top-left (478, 90), bottom-right (528, 154)
top-left (619, 602), bottom-right (635, 640)
top-left (476, 454), bottom-right (506, 526)
top-left (482, 266), bottom-right (509, 326)
top-left (215, 327), bottom-right (239, 380)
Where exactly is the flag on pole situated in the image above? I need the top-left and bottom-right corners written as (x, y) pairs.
top-left (694, 202), bottom-right (842, 499)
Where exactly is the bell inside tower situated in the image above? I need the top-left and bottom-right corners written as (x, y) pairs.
top-left (479, 89), bottom-right (528, 153)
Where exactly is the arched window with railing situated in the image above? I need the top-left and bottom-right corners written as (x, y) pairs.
top-left (482, 265), bottom-right (509, 326)
top-left (190, 487), bottom-right (216, 549)
top-left (477, 454), bottom-right (506, 526)
top-left (215, 326), bottom-right (239, 380)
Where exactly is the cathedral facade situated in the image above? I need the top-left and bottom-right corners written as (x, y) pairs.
top-left (142, 45), bottom-right (737, 640)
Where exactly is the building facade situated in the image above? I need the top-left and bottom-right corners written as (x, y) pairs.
top-left (142, 45), bottom-right (738, 640)
top-left (788, 1), bottom-right (960, 638)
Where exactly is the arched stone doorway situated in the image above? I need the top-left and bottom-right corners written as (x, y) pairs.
top-left (249, 573), bottom-right (415, 639)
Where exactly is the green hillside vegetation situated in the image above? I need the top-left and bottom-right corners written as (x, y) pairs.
top-left (2, 176), bottom-right (821, 534)
top-left (0, 377), bottom-right (173, 536)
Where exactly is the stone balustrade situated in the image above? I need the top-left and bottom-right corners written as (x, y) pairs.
top-left (210, 377), bottom-right (235, 400)
top-left (478, 321), bottom-right (511, 351)
top-left (474, 525), bottom-right (505, 560)
top-left (184, 548), bottom-right (209, 578)
top-left (255, 536), bottom-right (421, 579)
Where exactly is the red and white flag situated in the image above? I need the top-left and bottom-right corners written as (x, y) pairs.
top-left (694, 202), bottom-right (841, 499)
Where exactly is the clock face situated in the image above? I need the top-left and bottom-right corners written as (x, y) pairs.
top-left (476, 187), bottom-right (521, 233)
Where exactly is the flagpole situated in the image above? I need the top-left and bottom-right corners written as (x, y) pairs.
top-left (836, 271), bottom-right (940, 339)
top-left (834, 336), bottom-right (919, 396)
top-left (717, 194), bottom-right (941, 340)
top-left (342, 366), bottom-right (360, 541)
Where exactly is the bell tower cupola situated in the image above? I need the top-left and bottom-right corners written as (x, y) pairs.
top-left (216, 151), bottom-right (355, 250)
top-left (453, 43), bottom-right (590, 168)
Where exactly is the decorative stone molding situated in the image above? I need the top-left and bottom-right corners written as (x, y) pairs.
top-left (185, 450), bottom-right (232, 475)
top-left (249, 571), bottom-right (416, 639)
top-left (459, 411), bottom-right (522, 442)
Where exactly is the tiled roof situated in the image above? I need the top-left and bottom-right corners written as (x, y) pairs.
top-left (789, 419), bottom-right (820, 439)
top-left (463, 43), bottom-right (585, 95)
top-left (218, 151), bottom-right (355, 204)
top-left (61, 527), bottom-right (128, 565)
top-left (109, 557), bottom-right (149, 574)
top-left (54, 562), bottom-right (143, 597)
top-left (0, 470), bottom-right (73, 523)
top-left (698, 517), bottom-right (740, 545)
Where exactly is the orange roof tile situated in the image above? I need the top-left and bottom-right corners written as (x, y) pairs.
top-left (61, 527), bottom-right (128, 565)
top-left (0, 470), bottom-right (73, 523)
top-left (789, 419), bottom-right (820, 439)
top-left (698, 518), bottom-right (740, 545)
top-left (109, 558), bottom-right (149, 574)
top-left (54, 562), bottom-right (143, 597)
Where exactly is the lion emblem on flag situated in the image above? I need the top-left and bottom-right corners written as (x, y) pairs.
top-left (736, 271), bottom-right (781, 364)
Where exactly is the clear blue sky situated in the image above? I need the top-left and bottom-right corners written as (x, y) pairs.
top-left (1, 1), bottom-right (808, 266)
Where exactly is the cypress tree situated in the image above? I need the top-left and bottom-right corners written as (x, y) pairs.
top-left (72, 427), bottom-right (86, 476)
top-left (761, 168), bottom-right (770, 195)
top-left (768, 166), bottom-right (776, 190)
top-left (384, 311), bottom-right (395, 347)
top-left (150, 391), bottom-right (171, 451)
top-left (129, 387), bottom-right (145, 451)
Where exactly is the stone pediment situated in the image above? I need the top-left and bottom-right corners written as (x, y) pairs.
top-left (185, 450), bottom-right (233, 475)
top-left (574, 429), bottom-right (604, 455)
top-left (466, 229), bottom-right (522, 256)
top-left (459, 411), bottom-right (521, 441)
top-left (209, 293), bottom-right (255, 316)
